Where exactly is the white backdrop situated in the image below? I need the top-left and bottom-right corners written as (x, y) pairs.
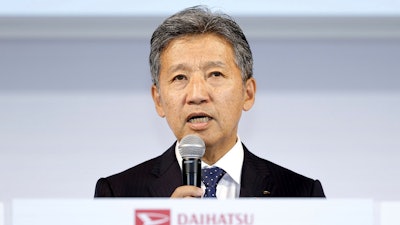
top-left (1, 91), bottom-right (399, 202)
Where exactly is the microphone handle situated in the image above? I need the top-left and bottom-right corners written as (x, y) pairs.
top-left (182, 158), bottom-right (202, 187)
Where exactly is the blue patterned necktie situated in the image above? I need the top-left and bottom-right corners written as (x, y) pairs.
top-left (202, 167), bottom-right (226, 198)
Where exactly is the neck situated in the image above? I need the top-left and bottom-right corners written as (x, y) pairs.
top-left (202, 137), bottom-right (237, 165)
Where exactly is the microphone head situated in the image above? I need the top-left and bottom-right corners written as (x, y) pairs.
top-left (178, 134), bottom-right (205, 159)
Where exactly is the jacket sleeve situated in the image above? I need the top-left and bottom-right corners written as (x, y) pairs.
top-left (311, 179), bottom-right (326, 197)
top-left (94, 178), bottom-right (115, 197)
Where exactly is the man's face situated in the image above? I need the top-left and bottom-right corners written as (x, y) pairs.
top-left (152, 34), bottom-right (256, 154)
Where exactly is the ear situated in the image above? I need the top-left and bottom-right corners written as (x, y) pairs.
top-left (243, 77), bottom-right (256, 111)
top-left (151, 85), bottom-right (166, 117)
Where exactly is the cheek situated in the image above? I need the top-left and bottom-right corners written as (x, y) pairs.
top-left (161, 94), bottom-right (181, 115)
top-left (218, 85), bottom-right (245, 104)
top-left (217, 91), bottom-right (245, 116)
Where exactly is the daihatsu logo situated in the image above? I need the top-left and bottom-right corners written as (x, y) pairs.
top-left (135, 209), bottom-right (170, 225)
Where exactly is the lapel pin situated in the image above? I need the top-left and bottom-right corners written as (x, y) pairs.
top-left (263, 190), bottom-right (270, 195)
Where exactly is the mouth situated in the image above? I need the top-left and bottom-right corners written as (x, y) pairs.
top-left (187, 113), bottom-right (213, 123)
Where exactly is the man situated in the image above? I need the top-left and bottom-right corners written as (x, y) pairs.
top-left (95, 6), bottom-right (325, 198)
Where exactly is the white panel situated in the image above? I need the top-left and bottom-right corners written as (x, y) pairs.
top-left (13, 199), bottom-right (373, 225)
top-left (1, 0), bottom-right (400, 16)
top-left (380, 202), bottom-right (400, 225)
top-left (0, 203), bottom-right (3, 225)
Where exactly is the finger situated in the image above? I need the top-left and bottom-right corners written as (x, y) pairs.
top-left (170, 186), bottom-right (204, 198)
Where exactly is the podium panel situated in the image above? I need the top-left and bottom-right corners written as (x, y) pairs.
top-left (13, 199), bottom-right (372, 225)
top-left (380, 202), bottom-right (400, 225)
top-left (0, 202), bottom-right (3, 225)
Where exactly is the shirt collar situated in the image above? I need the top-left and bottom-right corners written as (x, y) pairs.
top-left (175, 136), bottom-right (244, 185)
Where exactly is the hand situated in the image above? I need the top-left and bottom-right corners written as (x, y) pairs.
top-left (170, 185), bottom-right (204, 198)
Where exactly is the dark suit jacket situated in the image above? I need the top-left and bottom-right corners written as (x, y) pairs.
top-left (95, 143), bottom-right (325, 197)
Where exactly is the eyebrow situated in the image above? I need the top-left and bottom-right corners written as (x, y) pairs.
top-left (168, 61), bottom-right (226, 74)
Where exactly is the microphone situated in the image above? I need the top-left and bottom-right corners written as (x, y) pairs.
top-left (178, 134), bottom-right (205, 187)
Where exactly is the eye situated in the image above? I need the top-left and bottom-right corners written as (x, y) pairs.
top-left (209, 71), bottom-right (224, 77)
top-left (172, 74), bottom-right (187, 81)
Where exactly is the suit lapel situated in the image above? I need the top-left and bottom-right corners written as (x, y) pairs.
top-left (146, 143), bottom-right (274, 197)
top-left (239, 145), bottom-right (273, 197)
top-left (148, 143), bottom-right (183, 197)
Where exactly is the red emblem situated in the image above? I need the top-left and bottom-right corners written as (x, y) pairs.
top-left (135, 209), bottom-right (170, 225)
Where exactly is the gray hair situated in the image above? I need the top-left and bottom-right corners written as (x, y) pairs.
top-left (149, 5), bottom-right (253, 88)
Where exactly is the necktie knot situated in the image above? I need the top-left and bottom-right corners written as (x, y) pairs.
top-left (202, 167), bottom-right (226, 198)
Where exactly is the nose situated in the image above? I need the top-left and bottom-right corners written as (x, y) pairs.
top-left (186, 75), bottom-right (210, 105)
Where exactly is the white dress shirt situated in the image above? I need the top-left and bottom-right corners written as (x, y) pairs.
top-left (175, 137), bottom-right (244, 199)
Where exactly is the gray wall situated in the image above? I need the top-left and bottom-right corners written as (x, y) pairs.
top-left (2, 38), bottom-right (400, 92)
top-left (1, 16), bottom-right (400, 224)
